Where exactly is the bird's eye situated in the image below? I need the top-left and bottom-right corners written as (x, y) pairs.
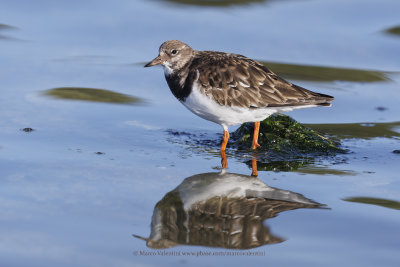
top-left (171, 49), bottom-right (178, 55)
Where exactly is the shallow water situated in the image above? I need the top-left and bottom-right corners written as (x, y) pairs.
top-left (1, 0), bottom-right (400, 266)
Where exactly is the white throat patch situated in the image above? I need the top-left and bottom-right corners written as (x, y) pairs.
top-left (163, 62), bottom-right (174, 76)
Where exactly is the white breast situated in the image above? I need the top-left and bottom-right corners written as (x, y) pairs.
top-left (181, 82), bottom-right (279, 130)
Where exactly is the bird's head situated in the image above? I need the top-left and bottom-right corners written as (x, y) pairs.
top-left (144, 40), bottom-right (195, 74)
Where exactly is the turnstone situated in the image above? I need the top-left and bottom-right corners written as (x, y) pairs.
top-left (145, 40), bottom-right (333, 157)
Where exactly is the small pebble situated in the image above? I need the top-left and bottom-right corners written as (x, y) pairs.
top-left (21, 127), bottom-right (34, 132)
top-left (376, 106), bottom-right (388, 111)
top-left (392, 150), bottom-right (400, 154)
top-left (363, 171), bottom-right (375, 174)
top-left (95, 152), bottom-right (105, 155)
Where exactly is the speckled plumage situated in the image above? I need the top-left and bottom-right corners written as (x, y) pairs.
top-left (145, 40), bottom-right (333, 109)
top-left (184, 51), bottom-right (333, 108)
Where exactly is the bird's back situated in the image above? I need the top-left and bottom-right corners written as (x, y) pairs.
top-left (186, 51), bottom-right (333, 109)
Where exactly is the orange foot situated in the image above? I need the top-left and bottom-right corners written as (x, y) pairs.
top-left (252, 142), bottom-right (261, 150)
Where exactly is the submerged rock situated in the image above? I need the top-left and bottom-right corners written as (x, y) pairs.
top-left (165, 114), bottom-right (347, 172)
top-left (232, 114), bottom-right (344, 155)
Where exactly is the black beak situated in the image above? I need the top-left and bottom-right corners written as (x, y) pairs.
top-left (144, 56), bottom-right (162, 67)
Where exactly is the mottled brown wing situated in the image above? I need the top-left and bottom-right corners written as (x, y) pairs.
top-left (192, 52), bottom-right (333, 108)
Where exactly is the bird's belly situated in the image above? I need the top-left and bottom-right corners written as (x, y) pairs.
top-left (181, 86), bottom-right (277, 127)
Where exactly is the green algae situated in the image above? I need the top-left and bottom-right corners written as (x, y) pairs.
top-left (0, 24), bottom-right (16, 30)
top-left (260, 61), bottom-right (389, 83)
top-left (0, 23), bottom-right (20, 41)
top-left (157, 0), bottom-right (265, 7)
top-left (232, 114), bottom-right (344, 155)
top-left (306, 121), bottom-right (400, 140)
top-left (246, 157), bottom-right (354, 174)
top-left (44, 87), bottom-right (143, 105)
top-left (295, 166), bottom-right (356, 176)
top-left (385, 26), bottom-right (400, 36)
top-left (343, 197), bottom-right (400, 210)
top-left (246, 158), bottom-right (314, 172)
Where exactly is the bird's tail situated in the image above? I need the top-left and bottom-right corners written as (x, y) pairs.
top-left (297, 85), bottom-right (334, 107)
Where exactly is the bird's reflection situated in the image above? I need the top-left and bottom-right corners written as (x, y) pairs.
top-left (134, 159), bottom-right (324, 249)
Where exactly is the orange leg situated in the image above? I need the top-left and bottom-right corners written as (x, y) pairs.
top-left (220, 130), bottom-right (229, 169)
top-left (252, 121), bottom-right (261, 149)
top-left (220, 130), bottom-right (229, 152)
top-left (251, 158), bottom-right (258, 177)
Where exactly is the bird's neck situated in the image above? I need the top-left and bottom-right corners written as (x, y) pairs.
top-left (164, 61), bottom-right (193, 102)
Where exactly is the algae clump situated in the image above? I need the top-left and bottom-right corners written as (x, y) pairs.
top-left (44, 87), bottom-right (143, 104)
top-left (232, 114), bottom-right (344, 155)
